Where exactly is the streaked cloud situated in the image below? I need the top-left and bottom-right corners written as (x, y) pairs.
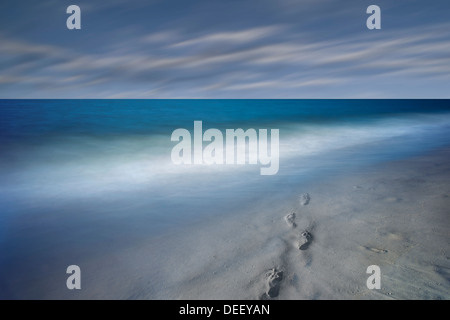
top-left (0, 0), bottom-right (449, 98)
top-left (168, 25), bottom-right (285, 48)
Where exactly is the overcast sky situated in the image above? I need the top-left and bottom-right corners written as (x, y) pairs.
top-left (0, 0), bottom-right (449, 98)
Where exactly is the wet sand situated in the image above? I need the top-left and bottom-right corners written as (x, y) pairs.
top-left (2, 147), bottom-right (450, 300)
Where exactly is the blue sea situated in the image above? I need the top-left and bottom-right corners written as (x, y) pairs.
top-left (0, 99), bottom-right (450, 298)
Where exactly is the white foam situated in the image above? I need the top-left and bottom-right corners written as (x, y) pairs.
top-left (2, 113), bottom-right (450, 202)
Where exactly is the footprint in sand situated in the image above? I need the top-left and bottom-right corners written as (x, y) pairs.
top-left (263, 268), bottom-right (283, 299)
top-left (300, 193), bottom-right (310, 206)
top-left (364, 246), bottom-right (388, 254)
top-left (298, 231), bottom-right (313, 250)
top-left (284, 213), bottom-right (296, 228)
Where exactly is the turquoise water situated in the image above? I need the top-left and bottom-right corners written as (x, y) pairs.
top-left (1, 100), bottom-right (450, 138)
top-left (1, 99), bottom-right (450, 222)
top-left (1, 99), bottom-right (450, 228)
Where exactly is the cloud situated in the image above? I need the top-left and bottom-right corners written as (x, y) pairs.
top-left (1, 17), bottom-right (450, 98)
top-left (168, 25), bottom-right (286, 48)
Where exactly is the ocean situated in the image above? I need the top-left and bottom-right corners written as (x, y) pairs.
top-left (1, 99), bottom-right (450, 298)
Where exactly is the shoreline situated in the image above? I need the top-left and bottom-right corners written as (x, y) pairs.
top-left (133, 146), bottom-right (450, 299)
top-left (1, 146), bottom-right (449, 299)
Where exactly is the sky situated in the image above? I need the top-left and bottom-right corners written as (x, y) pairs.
top-left (0, 0), bottom-right (449, 98)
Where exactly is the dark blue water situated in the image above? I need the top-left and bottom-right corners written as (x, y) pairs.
top-left (1, 99), bottom-right (449, 139)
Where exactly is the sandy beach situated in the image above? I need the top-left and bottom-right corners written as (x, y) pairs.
top-left (139, 146), bottom-right (450, 300)
top-left (4, 145), bottom-right (448, 300)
